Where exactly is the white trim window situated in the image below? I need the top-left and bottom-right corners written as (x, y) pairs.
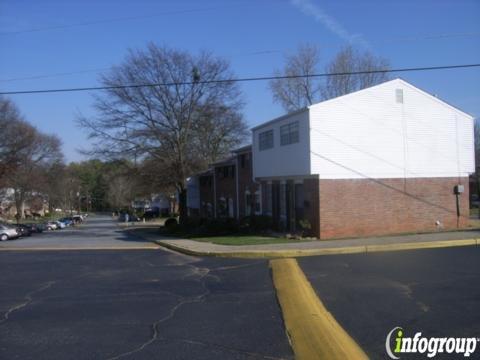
top-left (254, 190), bottom-right (261, 215)
top-left (245, 191), bottom-right (252, 216)
top-left (264, 183), bottom-right (272, 215)
top-left (259, 129), bottom-right (274, 151)
top-left (280, 121), bottom-right (299, 146)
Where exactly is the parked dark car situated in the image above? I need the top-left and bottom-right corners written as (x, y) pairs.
top-left (16, 224), bottom-right (33, 237)
top-left (24, 223), bottom-right (45, 233)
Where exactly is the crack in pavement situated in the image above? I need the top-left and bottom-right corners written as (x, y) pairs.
top-left (0, 281), bottom-right (56, 325)
top-left (210, 262), bottom-right (262, 272)
top-left (105, 265), bottom-right (214, 360)
top-left (161, 336), bottom-right (290, 360)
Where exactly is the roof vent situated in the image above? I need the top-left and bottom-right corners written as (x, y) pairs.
top-left (395, 89), bottom-right (404, 104)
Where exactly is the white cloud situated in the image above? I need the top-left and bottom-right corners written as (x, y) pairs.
top-left (290, 0), bottom-right (369, 47)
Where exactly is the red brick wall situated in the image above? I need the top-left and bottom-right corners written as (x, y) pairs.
top-left (199, 174), bottom-right (214, 218)
top-left (237, 152), bottom-right (260, 218)
top-left (317, 177), bottom-right (469, 239)
top-left (214, 165), bottom-right (237, 218)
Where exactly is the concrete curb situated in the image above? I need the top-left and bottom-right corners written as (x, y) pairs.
top-left (270, 258), bottom-right (368, 360)
top-left (154, 238), bottom-right (479, 259)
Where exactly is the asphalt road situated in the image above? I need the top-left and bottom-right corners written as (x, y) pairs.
top-left (299, 246), bottom-right (480, 359)
top-left (0, 217), bottom-right (293, 360)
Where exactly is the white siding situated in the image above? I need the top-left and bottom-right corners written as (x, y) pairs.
top-left (309, 79), bottom-right (474, 179)
top-left (252, 110), bottom-right (310, 178)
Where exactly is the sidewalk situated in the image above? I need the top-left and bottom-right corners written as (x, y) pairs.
top-left (134, 228), bottom-right (480, 258)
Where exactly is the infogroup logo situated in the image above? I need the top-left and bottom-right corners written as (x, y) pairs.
top-left (385, 327), bottom-right (479, 359)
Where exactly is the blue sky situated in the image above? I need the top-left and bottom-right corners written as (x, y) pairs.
top-left (1, 0), bottom-right (479, 162)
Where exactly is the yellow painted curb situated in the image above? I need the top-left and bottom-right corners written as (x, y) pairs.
top-left (365, 239), bottom-right (477, 253)
top-left (270, 258), bottom-right (368, 360)
top-left (155, 238), bottom-right (478, 259)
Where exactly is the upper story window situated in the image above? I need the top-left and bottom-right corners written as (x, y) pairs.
top-left (200, 176), bottom-right (212, 187)
top-left (280, 121), bottom-right (299, 146)
top-left (259, 130), bottom-right (274, 151)
top-left (220, 165), bottom-right (234, 178)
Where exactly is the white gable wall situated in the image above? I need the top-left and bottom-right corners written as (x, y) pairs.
top-left (252, 109), bottom-right (310, 178)
top-left (309, 79), bottom-right (474, 179)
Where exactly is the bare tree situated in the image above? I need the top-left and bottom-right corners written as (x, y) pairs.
top-left (78, 44), bottom-right (247, 223)
top-left (269, 44), bottom-right (322, 112)
top-left (192, 104), bottom-right (248, 167)
top-left (5, 129), bottom-right (63, 219)
top-left (269, 44), bottom-right (391, 111)
top-left (322, 45), bottom-right (390, 100)
top-left (0, 97), bottom-right (35, 182)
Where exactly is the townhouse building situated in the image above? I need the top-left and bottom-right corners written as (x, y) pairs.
top-left (188, 78), bottom-right (475, 239)
top-left (187, 146), bottom-right (260, 220)
top-left (252, 78), bottom-right (474, 238)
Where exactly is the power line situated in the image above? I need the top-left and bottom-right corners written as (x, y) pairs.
top-left (0, 50), bottom-right (283, 83)
top-left (0, 63), bottom-right (479, 96)
top-left (0, 7), bottom-right (223, 36)
top-left (310, 150), bottom-right (469, 220)
top-left (380, 32), bottom-right (480, 43)
top-left (0, 68), bottom-right (111, 83)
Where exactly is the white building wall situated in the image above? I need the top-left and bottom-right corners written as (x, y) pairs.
top-left (309, 79), bottom-right (474, 179)
top-left (252, 109), bottom-right (310, 178)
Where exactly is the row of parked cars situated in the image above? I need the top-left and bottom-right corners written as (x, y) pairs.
top-left (0, 214), bottom-right (87, 241)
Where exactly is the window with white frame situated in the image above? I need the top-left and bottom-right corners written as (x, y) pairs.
top-left (245, 191), bottom-right (252, 216)
top-left (254, 190), bottom-right (261, 215)
top-left (279, 184), bottom-right (286, 218)
top-left (218, 197), bottom-right (228, 218)
top-left (259, 129), bottom-right (274, 151)
top-left (280, 121), bottom-right (299, 146)
top-left (264, 183), bottom-right (272, 215)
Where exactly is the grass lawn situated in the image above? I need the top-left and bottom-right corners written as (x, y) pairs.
top-left (129, 227), bottom-right (314, 246)
top-left (192, 235), bottom-right (311, 246)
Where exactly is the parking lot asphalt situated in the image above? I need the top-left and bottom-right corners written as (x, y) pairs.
top-left (0, 217), bottom-right (293, 360)
top-left (0, 216), bottom-right (158, 249)
top-left (298, 246), bottom-right (480, 359)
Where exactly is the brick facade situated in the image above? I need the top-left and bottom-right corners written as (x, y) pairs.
top-left (198, 146), bottom-right (260, 219)
top-left (198, 172), bottom-right (214, 218)
top-left (214, 162), bottom-right (237, 218)
top-left (236, 150), bottom-right (260, 218)
top-left (317, 177), bottom-right (469, 239)
top-left (199, 149), bottom-right (470, 240)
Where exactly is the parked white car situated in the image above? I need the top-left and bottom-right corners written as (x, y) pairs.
top-left (0, 224), bottom-right (19, 241)
top-left (46, 221), bottom-right (58, 230)
top-left (54, 221), bottom-right (66, 229)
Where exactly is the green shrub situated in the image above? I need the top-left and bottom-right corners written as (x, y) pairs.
top-left (298, 218), bottom-right (312, 237)
top-left (239, 215), bottom-right (273, 232)
top-left (164, 217), bottom-right (178, 229)
top-left (198, 218), bottom-right (239, 236)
